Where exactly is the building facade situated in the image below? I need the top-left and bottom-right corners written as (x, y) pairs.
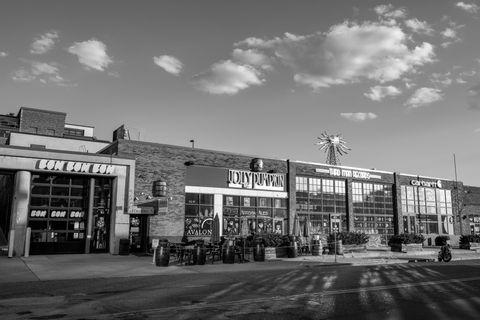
top-left (1, 107), bottom-right (480, 256)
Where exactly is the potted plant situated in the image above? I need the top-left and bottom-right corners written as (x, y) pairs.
top-left (327, 231), bottom-right (369, 254)
top-left (434, 235), bottom-right (450, 246)
top-left (388, 233), bottom-right (425, 252)
top-left (459, 234), bottom-right (480, 250)
top-left (259, 233), bottom-right (289, 259)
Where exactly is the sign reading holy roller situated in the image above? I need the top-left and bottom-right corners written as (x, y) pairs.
top-left (228, 169), bottom-right (286, 191)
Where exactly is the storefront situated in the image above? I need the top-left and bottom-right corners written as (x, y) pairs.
top-left (290, 161), bottom-right (396, 244)
top-left (0, 146), bottom-right (135, 256)
top-left (185, 163), bottom-right (288, 238)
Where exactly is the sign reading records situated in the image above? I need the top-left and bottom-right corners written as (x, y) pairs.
top-left (228, 169), bottom-right (285, 191)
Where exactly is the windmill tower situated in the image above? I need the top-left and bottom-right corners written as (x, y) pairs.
top-left (316, 132), bottom-right (350, 165)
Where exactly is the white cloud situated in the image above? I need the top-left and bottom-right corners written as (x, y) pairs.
top-left (340, 112), bottom-right (378, 121)
top-left (153, 55), bottom-right (183, 75)
top-left (11, 60), bottom-right (67, 85)
top-left (441, 28), bottom-right (457, 39)
top-left (405, 87), bottom-right (443, 108)
top-left (67, 39), bottom-right (113, 71)
top-left (373, 4), bottom-right (407, 19)
top-left (0, 51), bottom-right (7, 57)
top-left (237, 22), bottom-right (435, 89)
top-left (456, 2), bottom-right (480, 14)
top-left (364, 85), bottom-right (402, 101)
top-left (430, 72), bottom-right (453, 87)
top-left (405, 18), bottom-right (434, 35)
top-left (232, 48), bottom-right (274, 71)
top-left (192, 60), bottom-right (264, 95)
top-left (456, 78), bottom-right (468, 84)
top-left (31, 31), bottom-right (59, 55)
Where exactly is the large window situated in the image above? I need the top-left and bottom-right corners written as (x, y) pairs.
top-left (296, 176), bottom-right (347, 234)
top-left (185, 193), bottom-right (214, 236)
top-left (352, 182), bottom-right (394, 237)
top-left (401, 186), bottom-right (452, 234)
top-left (29, 174), bottom-right (89, 254)
top-left (223, 195), bottom-right (287, 236)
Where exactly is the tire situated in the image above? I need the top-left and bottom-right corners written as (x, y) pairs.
top-left (443, 252), bottom-right (452, 262)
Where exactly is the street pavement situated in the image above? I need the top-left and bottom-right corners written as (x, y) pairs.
top-left (1, 247), bottom-right (480, 284)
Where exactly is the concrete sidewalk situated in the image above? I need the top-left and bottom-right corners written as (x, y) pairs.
top-left (1, 247), bottom-right (479, 284)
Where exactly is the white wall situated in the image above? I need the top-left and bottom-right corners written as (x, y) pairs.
top-left (9, 132), bottom-right (109, 153)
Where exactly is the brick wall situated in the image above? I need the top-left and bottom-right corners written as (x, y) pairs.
top-left (114, 140), bottom-right (287, 241)
top-left (19, 108), bottom-right (66, 137)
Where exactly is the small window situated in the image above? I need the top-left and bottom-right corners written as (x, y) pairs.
top-left (46, 129), bottom-right (55, 136)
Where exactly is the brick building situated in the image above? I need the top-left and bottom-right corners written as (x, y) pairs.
top-left (1, 107), bottom-right (480, 256)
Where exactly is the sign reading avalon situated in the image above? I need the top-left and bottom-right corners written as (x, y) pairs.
top-left (228, 169), bottom-right (285, 191)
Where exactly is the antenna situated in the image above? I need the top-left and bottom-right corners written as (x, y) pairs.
top-left (190, 139), bottom-right (195, 149)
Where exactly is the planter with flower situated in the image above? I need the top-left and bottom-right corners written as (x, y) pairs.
top-left (388, 233), bottom-right (425, 252)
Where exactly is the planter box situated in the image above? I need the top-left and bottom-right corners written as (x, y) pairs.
top-left (390, 243), bottom-right (423, 253)
top-left (265, 247), bottom-right (277, 260)
top-left (343, 244), bottom-right (367, 253)
top-left (275, 247), bottom-right (288, 258)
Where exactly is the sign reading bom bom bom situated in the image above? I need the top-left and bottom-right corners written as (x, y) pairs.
top-left (228, 169), bottom-right (286, 191)
top-left (37, 159), bottom-right (114, 175)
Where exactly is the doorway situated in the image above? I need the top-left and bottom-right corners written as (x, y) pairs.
top-left (0, 172), bottom-right (14, 247)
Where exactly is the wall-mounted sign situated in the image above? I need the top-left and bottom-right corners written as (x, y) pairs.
top-left (128, 206), bottom-right (155, 214)
top-left (228, 169), bottom-right (285, 191)
top-left (315, 167), bottom-right (381, 180)
top-left (410, 179), bottom-right (443, 188)
top-left (37, 159), bottom-right (114, 175)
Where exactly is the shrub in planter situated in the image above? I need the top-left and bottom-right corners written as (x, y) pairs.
top-left (388, 233), bottom-right (425, 245)
top-left (327, 231), bottom-right (369, 245)
top-left (459, 234), bottom-right (480, 249)
top-left (435, 235), bottom-right (450, 246)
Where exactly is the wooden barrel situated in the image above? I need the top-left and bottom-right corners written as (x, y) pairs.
top-left (311, 240), bottom-right (321, 256)
top-left (155, 241), bottom-right (170, 267)
top-left (331, 240), bottom-right (343, 255)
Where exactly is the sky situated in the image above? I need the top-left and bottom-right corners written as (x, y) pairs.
top-left (1, 0), bottom-right (480, 185)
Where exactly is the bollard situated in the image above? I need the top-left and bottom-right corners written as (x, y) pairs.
top-left (24, 227), bottom-right (31, 258)
top-left (155, 239), bottom-right (170, 267)
top-left (8, 230), bottom-right (14, 258)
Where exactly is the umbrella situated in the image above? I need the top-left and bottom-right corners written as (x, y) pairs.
top-left (292, 214), bottom-right (303, 237)
top-left (210, 214), bottom-right (220, 244)
top-left (304, 215), bottom-right (311, 238)
top-left (240, 216), bottom-right (250, 237)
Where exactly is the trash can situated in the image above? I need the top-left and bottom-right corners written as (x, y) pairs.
top-left (155, 239), bottom-right (170, 267)
top-left (312, 239), bottom-right (321, 256)
top-left (253, 237), bottom-right (265, 262)
top-left (118, 239), bottom-right (130, 255)
top-left (193, 240), bottom-right (206, 265)
top-left (287, 236), bottom-right (298, 258)
top-left (222, 239), bottom-right (235, 264)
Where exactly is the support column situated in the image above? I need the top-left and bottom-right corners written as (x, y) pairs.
top-left (346, 179), bottom-right (354, 232)
top-left (10, 171), bottom-right (31, 257)
top-left (85, 177), bottom-right (95, 253)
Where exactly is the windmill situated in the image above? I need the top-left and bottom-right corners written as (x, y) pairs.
top-left (316, 132), bottom-right (350, 165)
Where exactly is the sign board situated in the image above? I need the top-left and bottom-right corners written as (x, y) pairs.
top-left (152, 239), bottom-right (160, 248)
top-left (227, 169), bottom-right (285, 191)
top-left (128, 206), bottom-right (155, 214)
top-left (37, 159), bottom-right (114, 175)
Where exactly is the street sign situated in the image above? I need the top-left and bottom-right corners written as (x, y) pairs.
top-left (128, 206), bottom-right (155, 214)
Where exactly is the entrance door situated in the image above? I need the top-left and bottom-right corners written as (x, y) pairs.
top-left (0, 172), bottom-right (13, 247)
top-left (129, 215), bottom-right (148, 253)
top-left (90, 178), bottom-right (112, 253)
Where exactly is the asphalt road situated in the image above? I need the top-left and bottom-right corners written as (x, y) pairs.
top-left (2, 260), bottom-right (480, 319)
